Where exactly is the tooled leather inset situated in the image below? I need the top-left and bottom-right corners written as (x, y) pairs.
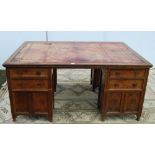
top-left (9, 42), bottom-right (147, 65)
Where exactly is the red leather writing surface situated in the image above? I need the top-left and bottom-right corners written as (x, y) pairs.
top-left (4, 42), bottom-right (151, 66)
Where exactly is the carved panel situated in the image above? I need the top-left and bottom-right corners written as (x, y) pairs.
top-left (106, 92), bottom-right (122, 112)
top-left (124, 92), bottom-right (141, 112)
top-left (13, 92), bottom-right (30, 113)
top-left (31, 92), bottom-right (49, 113)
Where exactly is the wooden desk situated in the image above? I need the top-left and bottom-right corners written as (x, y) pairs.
top-left (3, 42), bottom-right (153, 122)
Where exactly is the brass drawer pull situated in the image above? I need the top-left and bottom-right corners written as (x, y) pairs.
top-left (16, 71), bottom-right (22, 75)
top-left (36, 82), bottom-right (42, 86)
top-left (114, 83), bottom-right (119, 88)
top-left (132, 83), bottom-right (137, 88)
top-left (36, 71), bottom-right (41, 75)
top-left (115, 72), bottom-right (120, 76)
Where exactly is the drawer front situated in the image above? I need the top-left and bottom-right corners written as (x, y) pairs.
top-left (10, 68), bottom-right (48, 78)
top-left (32, 92), bottom-right (49, 113)
top-left (124, 91), bottom-right (141, 112)
top-left (12, 92), bottom-right (30, 113)
top-left (105, 92), bottom-right (122, 112)
top-left (108, 80), bottom-right (144, 89)
top-left (11, 79), bottom-right (48, 90)
top-left (109, 69), bottom-right (145, 78)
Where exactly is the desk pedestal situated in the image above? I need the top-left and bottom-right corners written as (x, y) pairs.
top-left (6, 68), bottom-right (54, 122)
top-left (99, 68), bottom-right (149, 121)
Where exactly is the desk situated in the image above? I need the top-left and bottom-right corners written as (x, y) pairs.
top-left (3, 42), bottom-right (153, 122)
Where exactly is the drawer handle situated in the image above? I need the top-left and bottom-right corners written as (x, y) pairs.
top-left (115, 72), bottom-right (120, 76)
top-left (17, 83), bottom-right (23, 87)
top-left (36, 71), bottom-right (41, 75)
top-left (36, 83), bottom-right (42, 86)
top-left (114, 83), bottom-right (119, 88)
top-left (16, 71), bottom-right (22, 75)
top-left (132, 83), bottom-right (137, 88)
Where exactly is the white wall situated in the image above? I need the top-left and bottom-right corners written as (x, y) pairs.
top-left (47, 31), bottom-right (104, 41)
top-left (0, 31), bottom-right (45, 68)
top-left (0, 31), bottom-right (154, 68)
top-left (105, 31), bottom-right (155, 67)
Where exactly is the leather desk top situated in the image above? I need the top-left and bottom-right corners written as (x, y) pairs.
top-left (3, 41), bottom-right (152, 68)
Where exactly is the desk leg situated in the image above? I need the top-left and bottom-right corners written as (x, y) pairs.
top-left (53, 68), bottom-right (57, 92)
top-left (48, 91), bottom-right (53, 122)
top-left (92, 69), bottom-right (101, 91)
top-left (48, 114), bottom-right (53, 122)
top-left (136, 114), bottom-right (141, 121)
top-left (99, 68), bottom-right (107, 122)
top-left (90, 69), bottom-right (93, 84)
top-left (48, 69), bottom-right (55, 122)
top-left (101, 114), bottom-right (106, 121)
top-left (97, 69), bottom-right (102, 109)
top-left (12, 114), bottom-right (16, 122)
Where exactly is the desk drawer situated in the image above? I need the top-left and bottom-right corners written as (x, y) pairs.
top-left (109, 69), bottom-right (145, 79)
top-left (11, 79), bottom-right (48, 90)
top-left (10, 68), bottom-right (48, 78)
top-left (108, 80), bottom-right (144, 89)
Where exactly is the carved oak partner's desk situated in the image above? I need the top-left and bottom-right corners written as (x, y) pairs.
top-left (3, 42), bottom-right (153, 122)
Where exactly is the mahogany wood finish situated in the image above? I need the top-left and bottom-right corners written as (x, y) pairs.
top-left (91, 69), bottom-right (101, 91)
top-left (100, 68), bottom-right (150, 121)
top-left (6, 67), bottom-right (53, 121)
top-left (53, 68), bottom-right (57, 92)
top-left (3, 41), bottom-right (152, 122)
